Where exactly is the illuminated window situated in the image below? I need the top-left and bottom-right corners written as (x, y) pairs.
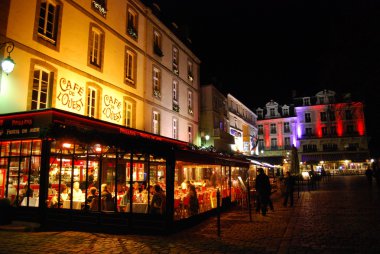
top-left (153, 111), bottom-right (160, 134)
top-left (35, 0), bottom-right (62, 48)
top-left (153, 67), bottom-right (161, 98)
top-left (172, 79), bottom-right (179, 112)
top-left (153, 29), bottom-right (163, 56)
top-left (127, 7), bottom-right (138, 39)
top-left (31, 67), bottom-right (50, 110)
top-left (86, 87), bottom-right (97, 118)
top-left (124, 100), bottom-right (133, 128)
top-left (187, 60), bottom-right (193, 81)
top-left (187, 90), bottom-right (193, 115)
top-left (173, 118), bottom-right (178, 139)
top-left (125, 48), bottom-right (136, 85)
top-left (88, 24), bottom-right (104, 69)
top-left (188, 125), bottom-right (193, 143)
top-left (172, 46), bottom-right (179, 74)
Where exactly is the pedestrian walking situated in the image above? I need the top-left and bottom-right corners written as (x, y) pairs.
top-left (365, 166), bottom-right (373, 186)
top-left (283, 171), bottom-right (295, 207)
top-left (255, 168), bottom-right (271, 216)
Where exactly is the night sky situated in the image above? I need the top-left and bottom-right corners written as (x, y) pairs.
top-left (153, 0), bottom-right (380, 156)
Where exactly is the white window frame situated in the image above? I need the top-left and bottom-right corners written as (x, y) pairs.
top-left (173, 118), bottom-right (178, 139)
top-left (188, 125), bottom-right (193, 143)
top-left (87, 87), bottom-right (97, 118)
top-left (125, 49), bottom-right (135, 84)
top-left (38, 0), bottom-right (58, 43)
top-left (153, 111), bottom-right (160, 134)
top-left (31, 67), bottom-right (50, 110)
top-left (124, 101), bottom-right (133, 127)
top-left (90, 27), bottom-right (102, 67)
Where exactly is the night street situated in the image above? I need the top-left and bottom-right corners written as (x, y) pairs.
top-left (1, 175), bottom-right (379, 253)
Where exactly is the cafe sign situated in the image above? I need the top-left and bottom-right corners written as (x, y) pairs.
top-left (57, 78), bottom-right (84, 112)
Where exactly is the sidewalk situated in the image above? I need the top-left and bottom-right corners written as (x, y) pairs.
top-left (1, 176), bottom-right (379, 253)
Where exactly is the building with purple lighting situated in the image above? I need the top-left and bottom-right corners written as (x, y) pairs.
top-left (257, 90), bottom-right (370, 174)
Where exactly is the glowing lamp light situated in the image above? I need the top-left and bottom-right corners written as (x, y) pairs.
top-left (1, 56), bottom-right (15, 74)
top-left (0, 41), bottom-right (15, 75)
top-left (205, 134), bottom-right (210, 141)
top-left (94, 144), bottom-right (102, 152)
top-left (62, 143), bottom-right (72, 149)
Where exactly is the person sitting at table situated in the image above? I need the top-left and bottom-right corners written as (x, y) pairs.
top-left (101, 183), bottom-right (113, 211)
top-left (72, 181), bottom-right (83, 201)
top-left (150, 184), bottom-right (164, 215)
top-left (19, 184), bottom-right (34, 206)
top-left (87, 187), bottom-right (97, 203)
top-left (60, 186), bottom-right (69, 202)
top-left (119, 186), bottom-right (130, 212)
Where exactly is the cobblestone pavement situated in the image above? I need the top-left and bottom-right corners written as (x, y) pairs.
top-left (0, 175), bottom-right (379, 254)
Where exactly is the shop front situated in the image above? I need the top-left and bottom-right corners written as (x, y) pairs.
top-left (0, 109), bottom-right (249, 234)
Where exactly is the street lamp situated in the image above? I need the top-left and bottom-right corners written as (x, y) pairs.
top-left (1, 41), bottom-right (15, 74)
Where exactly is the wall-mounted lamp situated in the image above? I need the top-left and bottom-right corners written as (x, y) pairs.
top-left (0, 41), bottom-right (15, 74)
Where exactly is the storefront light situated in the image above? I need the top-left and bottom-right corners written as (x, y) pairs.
top-left (62, 143), bottom-right (72, 149)
top-left (94, 144), bottom-right (102, 152)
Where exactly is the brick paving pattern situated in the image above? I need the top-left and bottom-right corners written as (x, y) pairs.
top-left (0, 175), bottom-right (379, 253)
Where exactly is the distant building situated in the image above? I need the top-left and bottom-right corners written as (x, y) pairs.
top-left (227, 94), bottom-right (258, 156)
top-left (257, 90), bottom-right (370, 173)
top-left (200, 84), bottom-right (234, 153)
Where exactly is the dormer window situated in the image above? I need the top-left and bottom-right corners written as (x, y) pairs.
top-left (303, 97), bottom-right (311, 106)
top-left (282, 107), bottom-right (289, 116)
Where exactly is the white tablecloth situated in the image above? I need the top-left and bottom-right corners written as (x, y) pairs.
top-left (63, 200), bottom-right (83, 209)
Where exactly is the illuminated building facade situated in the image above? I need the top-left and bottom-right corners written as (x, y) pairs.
top-left (199, 84), bottom-right (234, 153)
top-left (256, 100), bottom-right (297, 170)
top-left (227, 94), bottom-right (258, 156)
top-left (257, 90), bottom-right (370, 173)
top-left (0, 0), bottom-right (200, 145)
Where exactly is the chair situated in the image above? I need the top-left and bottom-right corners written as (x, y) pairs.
top-left (197, 193), bottom-right (204, 213)
top-left (181, 196), bottom-right (190, 218)
top-left (89, 196), bottom-right (99, 211)
top-left (101, 197), bottom-right (114, 211)
top-left (174, 198), bottom-right (181, 220)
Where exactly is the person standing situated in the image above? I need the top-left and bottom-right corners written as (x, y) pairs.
top-left (283, 171), bottom-right (295, 207)
top-left (255, 168), bottom-right (271, 216)
top-left (365, 166), bottom-right (374, 186)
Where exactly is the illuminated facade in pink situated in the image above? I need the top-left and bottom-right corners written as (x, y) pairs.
top-left (257, 90), bottom-right (370, 173)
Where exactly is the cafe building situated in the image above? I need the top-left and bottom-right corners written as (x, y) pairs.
top-left (0, 109), bottom-right (250, 234)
